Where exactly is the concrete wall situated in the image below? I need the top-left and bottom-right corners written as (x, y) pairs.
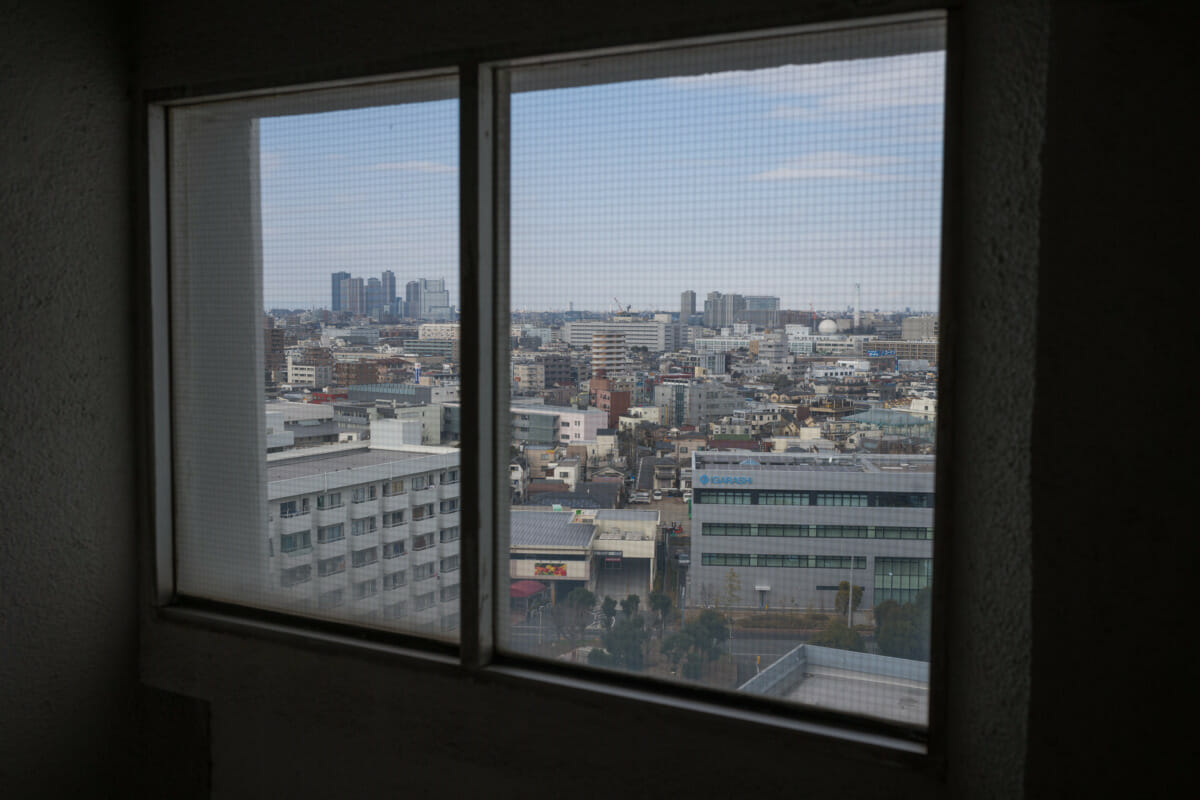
top-left (0, 1), bottom-right (139, 794)
top-left (0, 0), bottom-right (1191, 798)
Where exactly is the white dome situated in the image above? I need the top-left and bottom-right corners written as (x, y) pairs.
top-left (818, 319), bottom-right (839, 334)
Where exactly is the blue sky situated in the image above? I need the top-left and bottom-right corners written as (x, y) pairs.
top-left (261, 49), bottom-right (944, 313)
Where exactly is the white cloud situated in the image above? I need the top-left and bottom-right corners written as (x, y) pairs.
top-left (370, 160), bottom-right (456, 174)
top-left (751, 151), bottom-right (905, 181)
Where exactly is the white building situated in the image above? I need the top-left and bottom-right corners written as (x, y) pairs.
top-left (267, 439), bottom-right (462, 636)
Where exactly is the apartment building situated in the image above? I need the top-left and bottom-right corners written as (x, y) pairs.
top-left (267, 442), bottom-right (462, 635)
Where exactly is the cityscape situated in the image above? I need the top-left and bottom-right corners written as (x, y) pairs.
top-left (262, 274), bottom-right (937, 723)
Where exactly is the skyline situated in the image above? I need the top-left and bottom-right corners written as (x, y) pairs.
top-left (261, 49), bottom-right (944, 313)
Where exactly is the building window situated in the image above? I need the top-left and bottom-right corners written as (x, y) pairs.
top-left (414, 562), bottom-right (436, 581)
top-left (160, 11), bottom-right (944, 734)
top-left (413, 592), bottom-right (436, 612)
top-left (383, 511), bottom-right (406, 528)
top-left (440, 555), bottom-right (460, 573)
top-left (354, 578), bottom-right (378, 600)
top-left (382, 541), bottom-right (406, 559)
top-left (352, 547), bottom-right (378, 568)
top-left (280, 564), bottom-right (312, 587)
top-left (318, 588), bottom-right (345, 609)
top-left (280, 531), bottom-right (312, 553)
top-left (279, 499), bottom-right (309, 518)
top-left (318, 555), bottom-right (346, 577)
top-left (316, 492), bottom-right (342, 510)
top-left (317, 524), bottom-right (344, 544)
top-left (383, 570), bottom-right (407, 590)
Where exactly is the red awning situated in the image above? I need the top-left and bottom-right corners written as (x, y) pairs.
top-left (509, 580), bottom-right (548, 599)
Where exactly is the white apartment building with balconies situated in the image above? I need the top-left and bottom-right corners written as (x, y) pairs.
top-left (267, 441), bottom-right (462, 637)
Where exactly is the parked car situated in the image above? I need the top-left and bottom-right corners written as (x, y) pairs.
top-left (652, 489), bottom-right (663, 500)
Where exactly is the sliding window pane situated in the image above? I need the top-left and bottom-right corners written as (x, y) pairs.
top-left (500, 16), bottom-right (943, 727)
top-left (169, 74), bottom-right (462, 641)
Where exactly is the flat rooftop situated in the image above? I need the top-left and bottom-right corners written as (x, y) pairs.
top-left (694, 453), bottom-right (936, 474)
top-left (267, 447), bottom-right (427, 482)
top-left (783, 665), bottom-right (928, 726)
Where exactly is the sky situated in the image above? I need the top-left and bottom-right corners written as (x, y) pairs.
top-left (260, 46), bottom-right (944, 313)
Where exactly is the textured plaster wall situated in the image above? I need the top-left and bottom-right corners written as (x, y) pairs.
top-left (0, 0), bottom-right (138, 794)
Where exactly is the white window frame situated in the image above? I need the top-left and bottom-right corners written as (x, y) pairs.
top-left (146, 10), bottom-right (950, 755)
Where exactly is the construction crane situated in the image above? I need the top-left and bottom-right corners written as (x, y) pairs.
top-left (613, 296), bottom-right (631, 314)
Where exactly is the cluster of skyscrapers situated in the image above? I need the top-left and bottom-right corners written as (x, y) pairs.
top-left (331, 271), bottom-right (453, 321)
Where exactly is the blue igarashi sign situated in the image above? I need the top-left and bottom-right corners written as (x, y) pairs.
top-left (697, 474), bottom-right (751, 486)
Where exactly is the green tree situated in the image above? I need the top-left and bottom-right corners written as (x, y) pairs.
top-left (603, 616), bottom-right (649, 671)
top-left (833, 580), bottom-right (864, 621)
top-left (720, 568), bottom-right (742, 611)
top-left (649, 592), bottom-right (672, 639)
top-left (684, 609), bottom-right (729, 663)
top-left (661, 631), bottom-right (694, 670)
top-left (552, 587), bottom-right (596, 651)
top-left (875, 587), bottom-right (932, 661)
top-left (600, 595), bottom-right (618, 631)
top-left (810, 618), bottom-right (865, 652)
top-left (620, 593), bottom-right (640, 619)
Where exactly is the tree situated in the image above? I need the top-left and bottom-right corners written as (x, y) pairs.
top-left (620, 593), bottom-right (640, 619)
top-left (603, 616), bottom-right (649, 671)
top-left (649, 592), bottom-right (672, 639)
top-left (600, 595), bottom-right (618, 631)
top-left (833, 580), bottom-right (864, 621)
top-left (720, 568), bottom-right (742, 611)
top-left (684, 609), bottom-right (728, 664)
top-left (661, 631), bottom-right (694, 671)
top-left (552, 587), bottom-right (596, 652)
top-left (875, 587), bottom-right (932, 661)
top-left (810, 618), bottom-right (865, 652)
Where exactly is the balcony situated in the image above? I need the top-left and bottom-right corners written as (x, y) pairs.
top-left (381, 493), bottom-right (408, 513)
top-left (277, 512), bottom-right (313, 535)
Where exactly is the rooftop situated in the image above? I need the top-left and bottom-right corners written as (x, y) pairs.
top-left (510, 510), bottom-right (597, 549)
top-left (267, 447), bottom-right (428, 482)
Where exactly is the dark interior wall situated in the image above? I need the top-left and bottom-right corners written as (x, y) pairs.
top-left (1029, 2), bottom-right (1193, 795)
top-left (0, 0), bottom-right (1191, 797)
top-left (0, 1), bottom-right (138, 795)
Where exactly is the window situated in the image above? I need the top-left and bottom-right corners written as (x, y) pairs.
top-left (159, 11), bottom-right (944, 737)
top-left (279, 498), bottom-right (309, 517)
top-left (317, 524), bottom-right (344, 544)
top-left (280, 564), bottom-right (312, 587)
top-left (319, 588), bottom-right (345, 609)
top-left (354, 578), bottom-right (378, 600)
top-left (280, 531), bottom-right (311, 552)
top-left (318, 555), bottom-right (346, 577)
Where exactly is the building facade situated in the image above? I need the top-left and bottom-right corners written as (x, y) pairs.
top-left (267, 443), bottom-right (462, 636)
top-left (688, 452), bottom-right (934, 615)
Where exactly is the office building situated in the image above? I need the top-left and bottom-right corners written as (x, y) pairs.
top-left (688, 452), bottom-right (933, 614)
top-left (681, 290), bottom-right (696, 322)
top-left (330, 271), bottom-right (351, 311)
